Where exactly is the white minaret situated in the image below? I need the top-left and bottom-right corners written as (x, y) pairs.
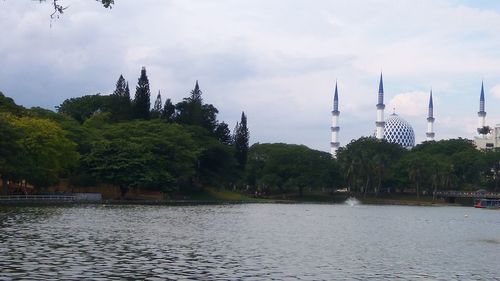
top-left (477, 81), bottom-right (487, 137)
top-left (331, 82), bottom-right (340, 157)
top-left (375, 73), bottom-right (385, 140)
top-left (426, 90), bottom-right (435, 141)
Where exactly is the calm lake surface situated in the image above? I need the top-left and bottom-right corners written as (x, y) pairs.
top-left (0, 203), bottom-right (499, 280)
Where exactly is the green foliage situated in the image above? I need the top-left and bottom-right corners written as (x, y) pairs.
top-left (215, 122), bottom-right (232, 145)
top-left (482, 150), bottom-right (500, 191)
top-left (246, 143), bottom-right (339, 195)
top-left (175, 81), bottom-right (219, 133)
top-left (151, 91), bottom-right (162, 119)
top-left (0, 92), bottom-right (25, 116)
top-left (28, 107), bottom-right (95, 154)
top-left (1, 69), bottom-right (249, 195)
top-left (133, 67), bottom-right (151, 120)
top-left (11, 116), bottom-right (79, 188)
top-left (186, 126), bottom-right (238, 188)
top-left (83, 120), bottom-right (199, 193)
top-left (234, 112), bottom-right (249, 169)
top-left (0, 113), bottom-right (24, 193)
top-left (337, 137), bottom-right (406, 196)
top-left (338, 137), bottom-right (498, 198)
top-left (109, 75), bottom-right (132, 121)
top-left (161, 98), bottom-right (176, 122)
top-left (57, 94), bottom-right (108, 123)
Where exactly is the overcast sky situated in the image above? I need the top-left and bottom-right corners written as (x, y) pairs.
top-left (1, 0), bottom-right (500, 151)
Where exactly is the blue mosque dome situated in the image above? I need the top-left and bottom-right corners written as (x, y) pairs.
top-left (383, 113), bottom-right (415, 148)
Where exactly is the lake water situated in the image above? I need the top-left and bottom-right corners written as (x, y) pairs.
top-left (0, 203), bottom-right (499, 280)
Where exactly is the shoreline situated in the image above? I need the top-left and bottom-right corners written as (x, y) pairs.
top-left (0, 198), bottom-right (468, 207)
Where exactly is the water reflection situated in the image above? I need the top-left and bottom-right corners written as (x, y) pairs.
top-left (0, 204), bottom-right (499, 280)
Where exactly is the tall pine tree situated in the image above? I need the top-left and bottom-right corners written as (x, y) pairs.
top-left (190, 80), bottom-right (203, 103)
top-left (113, 75), bottom-right (127, 97)
top-left (151, 90), bottom-right (162, 119)
top-left (111, 74), bottom-right (132, 120)
top-left (133, 67), bottom-right (151, 120)
top-left (125, 82), bottom-right (130, 100)
top-left (233, 112), bottom-right (249, 169)
top-left (175, 80), bottom-right (217, 131)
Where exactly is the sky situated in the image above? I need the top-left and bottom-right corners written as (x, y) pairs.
top-left (1, 0), bottom-right (500, 152)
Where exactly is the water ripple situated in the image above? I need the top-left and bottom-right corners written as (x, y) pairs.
top-left (0, 204), bottom-right (499, 280)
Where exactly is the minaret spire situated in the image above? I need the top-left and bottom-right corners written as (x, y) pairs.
top-left (426, 90), bottom-right (435, 141)
top-left (378, 73), bottom-right (384, 105)
top-left (375, 72), bottom-right (385, 140)
top-left (479, 81), bottom-right (485, 113)
top-left (477, 81), bottom-right (488, 136)
top-left (331, 81), bottom-right (340, 158)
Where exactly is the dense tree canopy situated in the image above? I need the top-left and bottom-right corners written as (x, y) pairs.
top-left (337, 137), bottom-right (406, 196)
top-left (246, 143), bottom-right (340, 196)
top-left (83, 121), bottom-right (199, 195)
top-left (3, 65), bottom-right (500, 200)
top-left (15, 117), bottom-right (78, 188)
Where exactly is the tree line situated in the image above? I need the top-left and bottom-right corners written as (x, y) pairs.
top-left (1, 68), bottom-right (499, 198)
top-left (0, 67), bottom-right (250, 197)
top-left (336, 137), bottom-right (500, 197)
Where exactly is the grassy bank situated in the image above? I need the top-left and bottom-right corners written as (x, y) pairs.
top-left (1, 188), bottom-right (474, 207)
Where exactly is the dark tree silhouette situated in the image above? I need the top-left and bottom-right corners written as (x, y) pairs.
top-left (215, 122), bottom-right (232, 145)
top-left (151, 91), bottom-right (163, 119)
top-left (133, 67), bottom-right (151, 120)
top-left (38, 0), bottom-right (114, 18)
top-left (161, 98), bottom-right (176, 122)
top-left (233, 112), bottom-right (249, 169)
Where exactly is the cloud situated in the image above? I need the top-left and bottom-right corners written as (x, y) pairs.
top-left (388, 91), bottom-right (429, 117)
top-left (2, 1), bottom-right (500, 151)
top-left (490, 84), bottom-right (500, 99)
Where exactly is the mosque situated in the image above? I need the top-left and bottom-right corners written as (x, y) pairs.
top-left (330, 74), bottom-right (500, 157)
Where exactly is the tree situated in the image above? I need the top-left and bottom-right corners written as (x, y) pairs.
top-left (175, 81), bottom-right (219, 133)
top-left (190, 80), bottom-right (203, 103)
top-left (234, 112), bottom-right (249, 169)
top-left (113, 75), bottom-right (127, 97)
top-left (57, 94), bottom-right (108, 123)
top-left (11, 116), bottom-right (79, 189)
top-left (0, 92), bottom-right (25, 116)
top-left (109, 74), bottom-right (132, 120)
top-left (0, 114), bottom-right (23, 194)
top-left (397, 152), bottom-right (434, 199)
top-left (133, 67), bottom-right (151, 120)
top-left (82, 120), bottom-right (199, 196)
top-left (151, 91), bottom-right (162, 119)
top-left (412, 138), bottom-right (482, 190)
top-left (245, 143), bottom-right (339, 196)
top-left (337, 137), bottom-right (405, 196)
top-left (482, 150), bottom-right (500, 191)
top-left (186, 126), bottom-right (238, 188)
top-left (215, 122), bottom-right (232, 145)
top-left (161, 98), bottom-right (176, 122)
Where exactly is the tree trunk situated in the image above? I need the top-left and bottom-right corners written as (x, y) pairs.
top-left (363, 176), bottom-right (369, 199)
top-left (2, 177), bottom-right (8, 195)
top-left (432, 182), bottom-right (437, 200)
top-left (416, 181), bottom-right (420, 200)
top-left (495, 172), bottom-right (499, 192)
top-left (376, 174), bottom-right (382, 197)
top-left (120, 184), bottom-right (129, 199)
